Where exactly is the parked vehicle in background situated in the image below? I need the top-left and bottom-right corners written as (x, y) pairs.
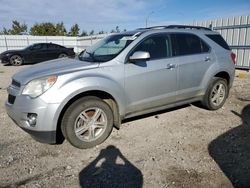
top-left (0, 43), bottom-right (75, 65)
top-left (5, 25), bottom-right (235, 149)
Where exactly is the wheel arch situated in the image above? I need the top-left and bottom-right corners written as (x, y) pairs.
top-left (213, 71), bottom-right (230, 86)
top-left (55, 90), bottom-right (121, 143)
top-left (10, 53), bottom-right (24, 60)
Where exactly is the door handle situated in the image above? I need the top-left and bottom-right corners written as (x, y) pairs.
top-left (204, 57), bottom-right (211, 62)
top-left (166, 64), bottom-right (176, 69)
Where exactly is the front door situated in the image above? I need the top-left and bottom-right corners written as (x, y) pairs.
top-left (124, 34), bottom-right (178, 115)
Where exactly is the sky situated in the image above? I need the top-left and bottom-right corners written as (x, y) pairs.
top-left (0, 0), bottom-right (249, 33)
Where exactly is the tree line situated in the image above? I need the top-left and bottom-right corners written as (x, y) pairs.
top-left (0, 20), bottom-right (126, 36)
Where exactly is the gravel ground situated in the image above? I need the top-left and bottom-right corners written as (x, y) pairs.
top-left (0, 64), bottom-right (249, 188)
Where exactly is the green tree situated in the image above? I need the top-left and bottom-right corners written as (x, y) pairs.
top-left (69, 24), bottom-right (80, 36)
top-left (0, 20), bottom-right (27, 35)
top-left (0, 27), bottom-right (10, 35)
top-left (55, 22), bottom-right (67, 36)
top-left (11, 20), bottom-right (27, 34)
top-left (89, 30), bottom-right (95, 35)
top-left (80, 30), bottom-right (88, 36)
top-left (115, 26), bottom-right (120, 33)
top-left (98, 30), bottom-right (105, 34)
top-left (30, 22), bottom-right (57, 36)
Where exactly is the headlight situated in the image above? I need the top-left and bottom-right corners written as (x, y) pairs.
top-left (22, 75), bottom-right (57, 98)
top-left (4, 53), bottom-right (11, 56)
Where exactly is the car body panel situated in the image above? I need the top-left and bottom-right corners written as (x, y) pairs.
top-left (124, 57), bottom-right (178, 114)
top-left (5, 27), bottom-right (235, 144)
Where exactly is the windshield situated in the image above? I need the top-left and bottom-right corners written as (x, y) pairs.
top-left (24, 44), bottom-right (35, 50)
top-left (79, 34), bottom-right (138, 62)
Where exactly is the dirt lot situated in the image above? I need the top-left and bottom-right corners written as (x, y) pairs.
top-left (0, 64), bottom-right (249, 188)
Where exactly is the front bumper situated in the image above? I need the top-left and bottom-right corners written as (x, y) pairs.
top-left (5, 86), bottom-right (61, 144)
top-left (0, 55), bottom-right (10, 64)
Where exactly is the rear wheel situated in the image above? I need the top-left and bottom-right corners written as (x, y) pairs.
top-left (202, 77), bottom-right (228, 110)
top-left (10, 55), bottom-right (23, 66)
top-left (61, 96), bottom-right (114, 149)
top-left (58, 53), bottom-right (67, 58)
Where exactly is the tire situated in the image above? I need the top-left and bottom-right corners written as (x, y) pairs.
top-left (10, 55), bottom-right (23, 66)
top-left (61, 96), bottom-right (114, 149)
top-left (58, 53), bottom-right (67, 58)
top-left (202, 77), bottom-right (228, 110)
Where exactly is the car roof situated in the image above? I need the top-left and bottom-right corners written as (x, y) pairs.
top-left (123, 25), bottom-right (217, 36)
top-left (31, 43), bottom-right (65, 47)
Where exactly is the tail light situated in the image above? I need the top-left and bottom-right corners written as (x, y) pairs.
top-left (231, 52), bottom-right (236, 65)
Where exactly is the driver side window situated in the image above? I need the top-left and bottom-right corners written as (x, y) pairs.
top-left (133, 35), bottom-right (172, 60)
top-left (32, 44), bottom-right (44, 50)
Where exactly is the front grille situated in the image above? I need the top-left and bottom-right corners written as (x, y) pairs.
top-left (11, 79), bottom-right (21, 88)
top-left (8, 94), bottom-right (16, 104)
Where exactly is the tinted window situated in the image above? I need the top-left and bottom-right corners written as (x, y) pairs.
top-left (32, 44), bottom-right (44, 50)
top-left (206, 34), bottom-right (230, 50)
top-left (47, 44), bottom-right (62, 49)
top-left (134, 35), bottom-right (172, 59)
top-left (173, 34), bottom-right (209, 56)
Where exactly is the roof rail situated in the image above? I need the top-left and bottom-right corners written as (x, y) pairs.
top-left (166, 25), bottom-right (211, 30)
top-left (136, 25), bottom-right (211, 31)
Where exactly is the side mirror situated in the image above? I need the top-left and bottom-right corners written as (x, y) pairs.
top-left (78, 49), bottom-right (86, 57)
top-left (129, 51), bottom-right (150, 62)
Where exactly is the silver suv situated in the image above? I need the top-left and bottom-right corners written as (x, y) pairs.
top-left (6, 25), bottom-right (235, 149)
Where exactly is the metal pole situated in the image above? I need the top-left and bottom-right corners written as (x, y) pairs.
top-left (145, 11), bottom-right (154, 28)
top-left (4, 36), bottom-right (8, 50)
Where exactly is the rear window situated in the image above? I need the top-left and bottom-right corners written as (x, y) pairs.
top-left (206, 34), bottom-right (230, 50)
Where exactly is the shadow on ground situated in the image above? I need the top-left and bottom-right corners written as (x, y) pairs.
top-left (79, 145), bottom-right (143, 188)
top-left (208, 104), bottom-right (250, 188)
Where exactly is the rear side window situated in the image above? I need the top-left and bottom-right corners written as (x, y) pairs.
top-left (47, 44), bottom-right (63, 49)
top-left (206, 34), bottom-right (230, 50)
top-left (172, 33), bottom-right (210, 56)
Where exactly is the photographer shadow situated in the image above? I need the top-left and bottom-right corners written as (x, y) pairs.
top-left (208, 105), bottom-right (250, 187)
top-left (79, 145), bottom-right (143, 188)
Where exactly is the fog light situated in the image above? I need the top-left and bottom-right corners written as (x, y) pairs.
top-left (27, 113), bottom-right (37, 127)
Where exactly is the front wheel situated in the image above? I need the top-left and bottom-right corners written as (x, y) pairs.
top-left (202, 77), bottom-right (228, 110)
top-left (10, 55), bottom-right (23, 66)
top-left (61, 96), bottom-right (114, 149)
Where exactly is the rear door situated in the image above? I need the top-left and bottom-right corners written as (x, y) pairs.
top-left (46, 44), bottom-right (61, 60)
top-left (124, 34), bottom-right (178, 115)
top-left (29, 43), bottom-right (48, 63)
top-left (172, 33), bottom-right (213, 101)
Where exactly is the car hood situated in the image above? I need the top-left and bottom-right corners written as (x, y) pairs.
top-left (13, 58), bottom-right (99, 85)
top-left (1, 49), bottom-right (24, 55)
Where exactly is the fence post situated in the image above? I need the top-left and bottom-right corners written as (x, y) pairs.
top-left (26, 37), bottom-right (29, 45)
top-left (4, 36), bottom-right (8, 50)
